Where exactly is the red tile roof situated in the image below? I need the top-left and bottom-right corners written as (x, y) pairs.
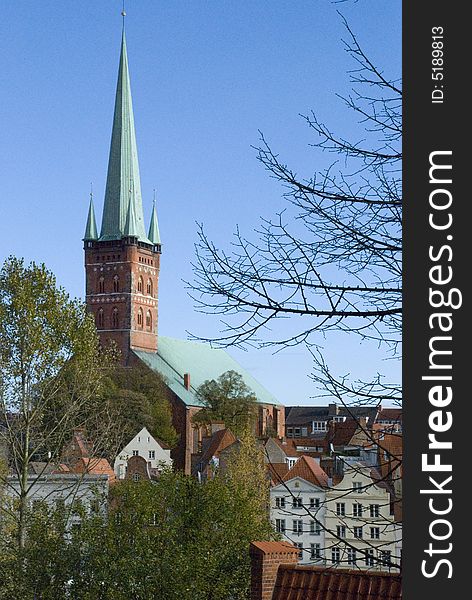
top-left (73, 457), bottom-right (115, 481)
top-left (377, 408), bottom-right (402, 423)
top-left (282, 455), bottom-right (329, 488)
top-left (273, 438), bottom-right (300, 457)
top-left (267, 462), bottom-right (289, 485)
top-left (327, 419), bottom-right (358, 447)
top-left (272, 566), bottom-right (402, 600)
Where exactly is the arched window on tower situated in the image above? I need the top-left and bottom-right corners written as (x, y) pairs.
top-left (147, 279), bottom-right (153, 296)
top-left (137, 307), bottom-right (143, 328)
top-left (113, 275), bottom-right (120, 293)
top-left (112, 307), bottom-right (119, 329)
top-left (98, 277), bottom-right (105, 294)
top-left (138, 276), bottom-right (144, 294)
top-left (97, 308), bottom-right (104, 328)
top-left (146, 310), bottom-right (152, 330)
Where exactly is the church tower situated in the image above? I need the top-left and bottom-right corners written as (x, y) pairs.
top-left (84, 30), bottom-right (161, 362)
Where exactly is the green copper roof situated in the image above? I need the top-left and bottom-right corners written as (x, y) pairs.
top-left (148, 200), bottom-right (161, 245)
top-left (99, 31), bottom-right (151, 244)
top-left (133, 337), bottom-right (282, 408)
top-left (123, 188), bottom-right (139, 237)
top-left (83, 196), bottom-right (98, 240)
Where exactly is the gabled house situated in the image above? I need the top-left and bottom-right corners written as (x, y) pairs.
top-left (191, 426), bottom-right (237, 481)
top-left (270, 456), bottom-right (329, 565)
top-left (114, 426), bottom-right (172, 480)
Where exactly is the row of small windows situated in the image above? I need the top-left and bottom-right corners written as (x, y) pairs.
top-left (96, 307), bottom-right (152, 330)
top-left (275, 497), bottom-right (320, 509)
top-left (97, 276), bottom-right (153, 296)
top-left (331, 547), bottom-right (393, 567)
top-left (289, 544), bottom-right (395, 567)
top-left (95, 254), bottom-right (122, 262)
top-left (138, 256), bottom-right (154, 266)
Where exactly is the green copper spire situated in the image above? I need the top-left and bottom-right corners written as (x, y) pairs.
top-left (84, 194), bottom-right (98, 241)
top-left (123, 185), bottom-right (139, 237)
top-left (99, 31), bottom-right (151, 244)
top-left (148, 198), bottom-right (161, 245)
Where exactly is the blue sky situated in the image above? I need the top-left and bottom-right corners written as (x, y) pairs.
top-left (1, 1), bottom-right (401, 406)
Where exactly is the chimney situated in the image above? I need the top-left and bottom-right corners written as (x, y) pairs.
top-left (184, 373), bottom-right (190, 390)
top-left (328, 402), bottom-right (339, 416)
top-left (211, 421), bottom-right (226, 435)
top-left (249, 541), bottom-right (298, 600)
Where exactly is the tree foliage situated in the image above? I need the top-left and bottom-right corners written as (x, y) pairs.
top-left (0, 256), bottom-right (116, 549)
top-left (192, 370), bottom-right (257, 437)
top-left (0, 460), bottom-right (275, 600)
top-left (103, 362), bottom-right (179, 449)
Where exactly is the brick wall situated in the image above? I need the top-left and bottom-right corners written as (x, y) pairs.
top-left (249, 541), bottom-right (299, 600)
top-left (84, 240), bottom-right (160, 363)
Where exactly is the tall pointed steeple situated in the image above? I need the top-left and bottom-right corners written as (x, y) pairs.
top-left (99, 30), bottom-right (151, 244)
top-left (148, 196), bottom-right (161, 247)
top-left (83, 193), bottom-right (98, 241)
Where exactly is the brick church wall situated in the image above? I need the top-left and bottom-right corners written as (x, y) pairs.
top-left (84, 240), bottom-right (160, 362)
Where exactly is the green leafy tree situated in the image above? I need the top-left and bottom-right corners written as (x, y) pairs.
top-left (0, 256), bottom-right (116, 550)
top-left (105, 362), bottom-right (178, 448)
top-left (0, 455), bottom-right (274, 599)
top-left (192, 370), bottom-right (257, 437)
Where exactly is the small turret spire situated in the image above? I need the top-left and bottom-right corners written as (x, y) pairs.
top-left (148, 189), bottom-right (162, 247)
top-left (83, 185), bottom-right (98, 241)
top-left (123, 181), bottom-right (140, 238)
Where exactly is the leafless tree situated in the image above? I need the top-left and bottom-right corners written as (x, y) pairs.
top-left (189, 18), bottom-right (401, 406)
top-left (190, 14), bottom-right (402, 570)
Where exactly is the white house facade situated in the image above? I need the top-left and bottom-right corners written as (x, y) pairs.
top-left (269, 456), bottom-right (329, 565)
top-left (325, 463), bottom-right (400, 572)
top-left (114, 427), bottom-right (172, 479)
top-left (4, 472), bottom-right (109, 525)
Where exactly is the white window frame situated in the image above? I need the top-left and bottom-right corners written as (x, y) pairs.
top-left (310, 520), bottom-right (321, 536)
top-left (347, 548), bottom-right (357, 565)
top-left (370, 504), bottom-right (380, 518)
top-left (275, 519), bottom-right (286, 533)
top-left (293, 519), bottom-right (303, 536)
top-left (370, 526), bottom-right (380, 539)
top-left (353, 503), bottom-right (363, 517)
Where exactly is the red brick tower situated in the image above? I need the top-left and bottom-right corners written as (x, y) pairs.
top-left (83, 30), bottom-right (161, 363)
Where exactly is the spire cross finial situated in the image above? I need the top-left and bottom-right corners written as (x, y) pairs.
top-left (90, 182), bottom-right (93, 201)
top-left (153, 188), bottom-right (157, 205)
